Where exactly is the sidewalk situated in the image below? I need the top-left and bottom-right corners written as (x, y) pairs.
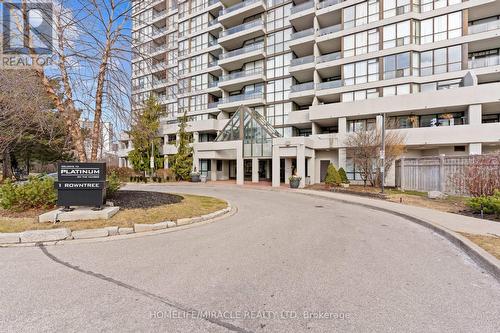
top-left (295, 189), bottom-right (500, 237)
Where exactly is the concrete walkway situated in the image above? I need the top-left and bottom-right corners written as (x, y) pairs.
top-left (295, 189), bottom-right (500, 237)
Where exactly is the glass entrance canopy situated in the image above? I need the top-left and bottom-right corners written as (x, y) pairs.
top-left (215, 106), bottom-right (281, 157)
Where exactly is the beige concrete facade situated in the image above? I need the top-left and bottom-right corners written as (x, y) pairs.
top-left (123, 0), bottom-right (500, 187)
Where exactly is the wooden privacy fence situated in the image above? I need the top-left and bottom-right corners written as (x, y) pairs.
top-left (395, 155), bottom-right (500, 195)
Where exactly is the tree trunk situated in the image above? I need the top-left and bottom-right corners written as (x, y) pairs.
top-left (90, 32), bottom-right (114, 161)
top-left (2, 149), bottom-right (12, 180)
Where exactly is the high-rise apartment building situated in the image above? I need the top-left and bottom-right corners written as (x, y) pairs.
top-left (120, 0), bottom-right (500, 187)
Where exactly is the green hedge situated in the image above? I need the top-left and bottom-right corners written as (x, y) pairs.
top-left (0, 177), bottom-right (57, 211)
top-left (467, 190), bottom-right (500, 217)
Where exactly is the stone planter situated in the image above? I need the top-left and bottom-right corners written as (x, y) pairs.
top-left (289, 177), bottom-right (301, 189)
top-left (200, 175), bottom-right (207, 183)
top-left (190, 173), bottom-right (200, 182)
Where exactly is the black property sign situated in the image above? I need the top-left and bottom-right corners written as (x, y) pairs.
top-left (55, 163), bottom-right (107, 208)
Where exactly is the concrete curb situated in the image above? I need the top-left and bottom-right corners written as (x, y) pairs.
top-left (294, 190), bottom-right (500, 282)
top-left (0, 204), bottom-right (232, 247)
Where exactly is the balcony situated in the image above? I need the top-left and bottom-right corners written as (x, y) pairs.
top-left (469, 19), bottom-right (500, 35)
top-left (317, 52), bottom-right (341, 63)
top-left (151, 10), bottom-right (168, 23)
top-left (218, 42), bottom-right (265, 70)
top-left (316, 80), bottom-right (343, 90)
top-left (218, 92), bottom-right (265, 110)
top-left (290, 82), bottom-right (315, 105)
top-left (289, 28), bottom-right (316, 57)
top-left (218, 0), bottom-right (266, 27)
top-left (289, 55), bottom-right (316, 81)
top-left (218, 68), bottom-right (265, 90)
top-left (317, 24), bottom-right (341, 37)
top-left (468, 55), bottom-right (500, 69)
top-left (218, 19), bottom-right (265, 49)
top-left (152, 27), bottom-right (168, 39)
top-left (151, 44), bottom-right (167, 55)
top-left (151, 62), bottom-right (168, 72)
top-left (152, 78), bottom-right (169, 89)
top-left (317, 0), bottom-right (342, 10)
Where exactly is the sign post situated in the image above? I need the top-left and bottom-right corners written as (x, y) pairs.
top-left (55, 163), bottom-right (107, 211)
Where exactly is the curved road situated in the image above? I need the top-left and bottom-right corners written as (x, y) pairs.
top-left (1, 184), bottom-right (499, 332)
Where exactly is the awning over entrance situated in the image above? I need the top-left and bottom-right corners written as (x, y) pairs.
top-left (215, 106), bottom-right (281, 158)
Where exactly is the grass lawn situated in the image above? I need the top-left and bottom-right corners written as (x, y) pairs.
top-left (0, 194), bottom-right (227, 233)
top-left (460, 233), bottom-right (500, 260)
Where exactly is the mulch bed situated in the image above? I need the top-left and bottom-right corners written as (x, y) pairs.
top-left (108, 190), bottom-right (183, 210)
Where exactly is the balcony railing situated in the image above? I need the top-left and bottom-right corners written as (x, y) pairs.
top-left (468, 55), bottom-right (500, 69)
top-left (153, 78), bottom-right (168, 88)
top-left (290, 55), bottom-right (315, 66)
top-left (469, 19), bottom-right (500, 34)
top-left (219, 19), bottom-right (263, 37)
top-left (317, 52), bottom-right (341, 63)
top-left (290, 82), bottom-right (315, 93)
top-left (152, 62), bottom-right (168, 71)
top-left (208, 80), bottom-right (219, 88)
top-left (208, 18), bottom-right (219, 27)
top-left (208, 59), bottom-right (218, 67)
top-left (219, 43), bottom-right (264, 60)
top-left (220, 92), bottom-right (263, 104)
top-left (290, 1), bottom-right (314, 15)
top-left (318, 24), bottom-right (341, 36)
top-left (208, 101), bottom-right (220, 109)
top-left (152, 10), bottom-right (168, 20)
top-left (152, 27), bottom-right (167, 38)
top-left (151, 45), bottom-right (167, 54)
top-left (317, 0), bottom-right (342, 9)
top-left (290, 28), bottom-right (315, 40)
top-left (220, 0), bottom-right (261, 16)
top-left (220, 68), bottom-right (263, 82)
top-left (317, 80), bottom-right (343, 90)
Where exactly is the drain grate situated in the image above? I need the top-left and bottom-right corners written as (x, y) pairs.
top-left (315, 205), bottom-right (324, 208)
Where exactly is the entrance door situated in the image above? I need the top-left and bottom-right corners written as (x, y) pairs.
top-left (320, 160), bottom-right (330, 182)
top-left (244, 160), bottom-right (252, 180)
top-left (229, 160), bottom-right (236, 179)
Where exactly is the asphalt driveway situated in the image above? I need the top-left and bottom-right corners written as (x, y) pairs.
top-left (1, 184), bottom-right (499, 332)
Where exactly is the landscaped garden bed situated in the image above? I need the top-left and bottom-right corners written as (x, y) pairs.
top-left (306, 183), bottom-right (499, 222)
top-left (0, 190), bottom-right (227, 233)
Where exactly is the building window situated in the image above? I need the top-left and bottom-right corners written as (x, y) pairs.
top-left (344, 59), bottom-right (379, 85)
top-left (382, 84), bottom-right (411, 96)
top-left (383, 52), bottom-right (411, 79)
top-left (482, 114), bottom-right (500, 123)
top-left (419, 112), bottom-right (466, 127)
top-left (266, 3), bottom-right (292, 32)
top-left (347, 118), bottom-right (376, 132)
top-left (383, 21), bottom-right (411, 49)
top-left (420, 0), bottom-right (462, 13)
top-left (419, 12), bottom-right (462, 44)
top-left (344, 29), bottom-right (379, 57)
top-left (420, 45), bottom-right (462, 76)
top-left (342, 88), bottom-right (379, 102)
top-left (383, 0), bottom-right (411, 18)
top-left (344, 0), bottom-right (380, 29)
top-left (266, 78), bottom-right (292, 103)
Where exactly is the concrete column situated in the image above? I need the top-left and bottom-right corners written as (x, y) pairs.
top-left (338, 148), bottom-right (347, 170)
top-left (312, 122), bottom-right (321, 135)
top-left (119, 158), bottom-right (124, 168)
top-left (236, 144), bottom-right (244, 185)
top-left (308, 150), bottom-right (316, 185)
top-left (284, 158), bottom-right (293, 184)
top-left (376, 115), bottom-right (384, 132)
top-left (468, 104), bottom-right (482, 125)
top-left (265, 160), bottom-right (271, 179)
top-left (338, 117), bottom-right (347, 143)
top-left (272, 145), bottom-right (280, 187)
top-left (164, 156), bottom-right (169, 169)
top-left (469, 143), bottom-right (482, 155)
top-left (192, 148), bottom-right (199, 172)
top-left (210, 159), bottom-right (217, 181)
top-left (252, 158), bottom-right (259, 183)
top-left (297, 144), bottom-right (306, 188)
top-left (193, 131), bottom-right (199, 143)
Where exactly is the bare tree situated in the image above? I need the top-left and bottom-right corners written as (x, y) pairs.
top-left (0, 70), bottom-right (57, 179)
top-left (5, 0), bottom-right (133, 162)
top-left (344, 120), bottom-right (406, 187)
